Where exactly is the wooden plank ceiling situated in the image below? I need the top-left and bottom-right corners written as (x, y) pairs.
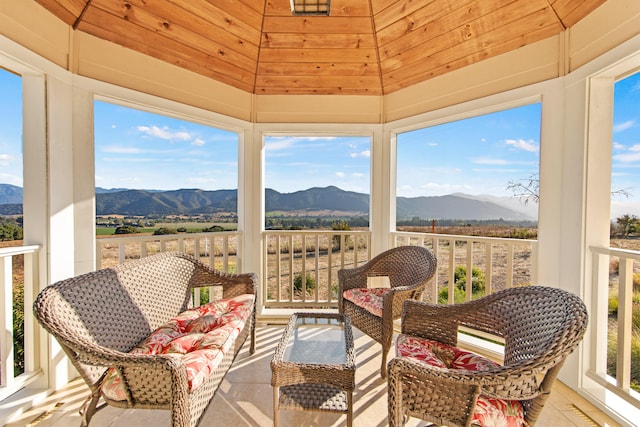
top-left (35, 0), bottom-right (607, 96)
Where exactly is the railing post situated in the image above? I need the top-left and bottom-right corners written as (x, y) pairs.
top-left (0, 256), bottom-right (14, 387)
top-left (618, 257), bottom-right (633, 391)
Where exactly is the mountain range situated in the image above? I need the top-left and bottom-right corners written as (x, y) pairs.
top-left (0, 183), bottom-right (536, 220)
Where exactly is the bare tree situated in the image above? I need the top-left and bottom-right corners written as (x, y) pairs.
top-left (506, 173), bottom-right (632, 205)
top-left (506, 174), bottom-right (539, 206)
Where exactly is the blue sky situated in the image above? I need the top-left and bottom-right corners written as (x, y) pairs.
top-left (0, 68), bottom-right (639, 215)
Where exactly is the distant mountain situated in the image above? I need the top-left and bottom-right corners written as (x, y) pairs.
top-left (396, 194), bottom-right (535, 221)
top-left (0, 184), bottom-right (22, 204)
top-left (0, 185), bottom-right (534, 220)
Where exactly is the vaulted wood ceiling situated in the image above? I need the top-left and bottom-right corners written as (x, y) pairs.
top-left (36, 0), bottom-right (607, 96)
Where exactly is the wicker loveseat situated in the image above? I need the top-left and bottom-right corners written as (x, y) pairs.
top-left (33, 251), bottom-right (257, 427)
top-left (387, 286), bottom-right (588, 427)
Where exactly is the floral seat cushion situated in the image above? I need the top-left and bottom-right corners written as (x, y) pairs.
top-left (342, 287), bottom-right (391, 317)
top-left (395, 334), bottom-right (528, 427)
top-left (101, 294), bottom-right (255, 401)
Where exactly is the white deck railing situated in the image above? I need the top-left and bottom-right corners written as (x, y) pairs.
top-left (263, 230), bottom-right (372, 308)
top-left (392, 231), bottom-right (538, 303)
top-left (96, 230), bottom-right (538, 310)
top-left (589, 246), bottom-right (640, 409)
top-left (96, 231), bottom-right (241, 271)
top-left (0, 245), bottom-right (40, 400)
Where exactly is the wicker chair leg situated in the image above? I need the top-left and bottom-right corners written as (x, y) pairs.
top-left (79, 390), bottom-right (101, 427)
top-left (387, 363), bottom-right (404, 427)
top-left (380, 346), bottom-right (389, 378)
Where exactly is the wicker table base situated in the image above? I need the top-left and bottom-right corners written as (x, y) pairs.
top-left (271, 313), bottom-right (356, 427)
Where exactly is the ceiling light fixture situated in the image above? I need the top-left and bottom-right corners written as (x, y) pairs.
top-left (290, 0), bottom-right (330, 16)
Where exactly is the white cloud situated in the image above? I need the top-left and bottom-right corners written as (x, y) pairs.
top-left (102, 146), bottom-right (142, 154)
top-left (137, 125), bottom-right (191, 141)
top-left (472, 157), bottom-right (509, 165)
top-left (505, 138), bottom-right (539, 152)
top-left (613, 141), bottom-right (626, 150)
top-left (613, 144), bottom-right (640, 162)
top-left (265, 137), bottom-right (296, 152)
top-left (192, 138), bottom-right (205, 146)
top-left (428, 142), bottom-right (438, 147)
top-left (613, 120), bottom-right (635, 133)
top-left (352, 172), bottom-right (364, 177)
top-left (335, 172), bottom-right (345, 178)
top-left (0, 153), bottom-right (14, 166)
top-left (0, 172), bottom-right (22, 186)
top-left (613, 151), bottom-right (640, 163)
top-left (419, 182), bottom-right (473, 192)
top-left (472, 168), bottom-right (523, 173)
top-left (349, 150), bottom-right (370, 158)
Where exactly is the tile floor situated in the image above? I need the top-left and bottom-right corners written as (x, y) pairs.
top-left (5, 324), bottom-right (625, 427)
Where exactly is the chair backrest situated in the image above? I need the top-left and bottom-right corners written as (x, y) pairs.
top-left (364, 245), bottom-right (437, 289)
top-left (33, 252), bottom-right (201, 386)
top-left (454, 286), bottom-right (588, 369)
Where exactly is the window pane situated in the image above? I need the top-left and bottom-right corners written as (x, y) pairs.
top-left (0, 67), bottom-right (24, 377)
top-left (396, 103), bottom-right (541, 226)
top-left (264, 135), bottom-right (371, 230)
top-left (94, 100), bottom-right (240, 250)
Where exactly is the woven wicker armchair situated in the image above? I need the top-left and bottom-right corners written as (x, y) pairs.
top-left (338, 245), bottom-right (437, 378)
top-left (33, 252), bottom-right (257, 427)
top-left (387, 286), bottom-right (588, 427)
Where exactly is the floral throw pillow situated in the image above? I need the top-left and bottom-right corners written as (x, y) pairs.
top-left (343, 287), bottom-right (391, 317)
top-left (395, 334), bottom-right (528, 427)
top-left (101, 294), bottom-right (254, 400)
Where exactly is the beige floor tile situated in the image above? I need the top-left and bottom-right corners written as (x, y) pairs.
top-left (6, 325), bottom-right (626, 427)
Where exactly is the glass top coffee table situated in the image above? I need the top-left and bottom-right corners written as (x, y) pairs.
top-left (270, 312), bottom-right (356, 427)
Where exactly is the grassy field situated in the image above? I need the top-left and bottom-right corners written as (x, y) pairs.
top-left (96, 221), bottom-right (237, 236)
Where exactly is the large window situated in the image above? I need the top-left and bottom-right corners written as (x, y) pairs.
top-left (263, 135), bottom-right (371, 230)
top-left (0, 67), bottom-right (24, 378)
top-left (94, 100), bottom-right (239, 234)
top-left (0, 68), bottom-right (23, 219)
top-left (608, 70), bottom-right (640, 395)
top-left (396, 104), bottom-right (541, 304)
top-left (396, 103), bottom-right (541, 226)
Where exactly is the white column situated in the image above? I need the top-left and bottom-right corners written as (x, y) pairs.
top-left (21, 73), bottom-right (48, 389)
top-left (239, 125), bottom-right (264, 312)
top-left (536, 78), bottom-right (565, 287)
top-left (369, 126), bottom-right (393, 255)
top-left (45, 74), bottom-right (78, 389)
top-left (72, 86), bottom-right (96, 275)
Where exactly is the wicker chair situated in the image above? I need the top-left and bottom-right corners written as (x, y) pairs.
top-left (33, 252), bottom-right (257, 427)
top-left (338, 245), bottom-right (437, 378)
top-left (387, 286), bottom-right (588, 427)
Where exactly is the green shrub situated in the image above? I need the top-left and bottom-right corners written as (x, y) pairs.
top-left (0, 222), bottom-right (23, 241)
top-left (203, 225), bottom-right (225, 232)
top-left (437, 266), bottom-right (486, 304)
top-left (13, 282), bottom-right (24, 377)
top-left (608, 294), bottom-right (619, 315)
top-left (293, 273), bottom-right (316, 294)
top-left (114, 225), bottom-right (138, 235)
top-left (454, 265), bottom-right (486, 294)
top-left (153, 227), bottom-right (177, 235)
top-left (438, 286), bottom-right (466, 304)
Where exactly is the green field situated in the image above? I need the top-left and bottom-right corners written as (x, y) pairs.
top-left (96, 222), bottom-right (237, 236)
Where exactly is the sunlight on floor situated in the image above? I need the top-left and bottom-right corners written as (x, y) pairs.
top-left (6, 325), bottom-right (624, 427)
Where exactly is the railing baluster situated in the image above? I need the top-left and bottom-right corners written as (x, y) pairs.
top-left (506, 243), bottom-right (514, 289)
top-left (618, 258), bottom-right (633, 391)
top-left (485, 243), bottom-right (493, 295)
top-left (448, 238), bottom-right (455, 304)
top-left (0, 256), bottom-right (13, 387)
top-left (466, 240), bottom-right (473, 301)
